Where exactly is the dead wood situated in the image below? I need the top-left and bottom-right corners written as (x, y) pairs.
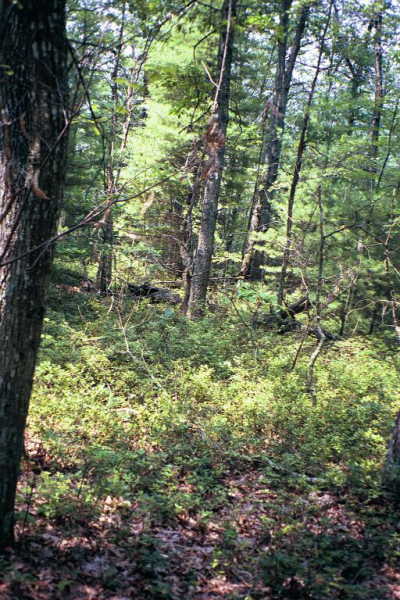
top-left (127, 282), bottom-right (180, 305)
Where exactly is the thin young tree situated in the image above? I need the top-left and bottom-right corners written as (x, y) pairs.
top-left (96, 2), bottom-right (128, 294)
top-left (0, 0), bottom-right (68, 546)
top-left (240, 0), bottom-right (309, 281)
top-left (277, 2), bottom-right (333, 307)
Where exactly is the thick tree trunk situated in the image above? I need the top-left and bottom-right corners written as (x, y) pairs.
top-left (188, 165), bottom-right (222, 318)
top-left (180, 166), bottom-right (201, 314)
top-left (187, 0), bottom-right (237, 318)
top-left (0, 0), bottom-right (68, 547)
top-left (241, 1), bottom-right (309, 280)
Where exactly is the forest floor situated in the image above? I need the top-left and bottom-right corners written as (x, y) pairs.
top-left (2, 459), bottom-right (400, 600)
top-left (1, 280), bottom-right (400, 599)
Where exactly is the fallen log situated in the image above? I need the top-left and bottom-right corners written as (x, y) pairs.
top-left (127, 282), bottom-right (180, 305)
top-left (280, 296), bottom-right (311, 319)
top-left (252, 312), bottom-right (338, 341)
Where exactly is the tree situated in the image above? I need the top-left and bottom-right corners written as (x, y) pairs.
top-left (240, 0), bottom-right (309, 281)
top-left (95, 2), bottom-right (138, 294)
top-left (187, 0), bottom-right (237, 318)
top-left (0, 0), bottom-right (68, 547)
top-left (277, 1), bottom-right (332, 307)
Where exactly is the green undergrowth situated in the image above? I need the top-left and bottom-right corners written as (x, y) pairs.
top-left (24, 286), bottom-right (400, 525)
top-left (11, 286), bottom-right (399, 598)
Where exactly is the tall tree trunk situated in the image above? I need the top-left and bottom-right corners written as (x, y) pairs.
top-left (180, 160), bottom-right (202, 314)
top-left (187, 0), bottom-right (237, 318)
top-left (370, 10), bottom-right (383, 165)
top-left (241, 1), bottom-right (309, 281)
top-left (96, 3), bottom-right (127, 293)
top-left (345, 61), bottom-right (364, 134)
top-left (0, 0), bottom-right (68, 546)
top-left (277, 2), bottom-right (332, 306)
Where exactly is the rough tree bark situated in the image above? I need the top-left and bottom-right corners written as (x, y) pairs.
top-left (180, 159), bottom-right (202, 314)
top-left (0, 0), bottom-right (68, 546)
top-left (187, 0), bottom-right (237, 318)
top-left (240, 0), bottom-right (309, 281)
